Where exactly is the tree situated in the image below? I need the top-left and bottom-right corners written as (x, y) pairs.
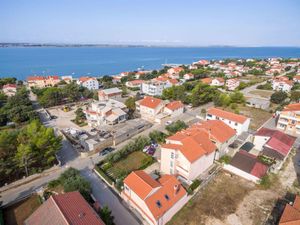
top-left (39, 87), bottom-right (64, 107)
top-left (190, 83), bottom-right (217, 107)
top-left (125, 97), bottom-right (136, 111)
top-left (75, 108), bottom-right (86, 122)
top-left (291, 91), bottom-right (300, 102)
top-left (229, 91), bottom-right (245, 104)
top-left (166, 120), bottom-right (188, 134)
top-left (213, 93), bottom-right (231, 107)
top-left (99, 206), bottom-right (115, 225)
top-left (270, 91), bottom-right (288, 104)
top-left (15, 120), bottom-right (62, 176)
top-left (149, 131), bottom-right (166, 143)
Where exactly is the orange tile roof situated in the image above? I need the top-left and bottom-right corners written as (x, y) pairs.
top-left (165, 101), bottom-right (184, 111)
top-left (128, 79), bottom-right (144, 85)
top-left (279, 196), bottom-right (300, 225)
top-left (139, 96), bottom-right (163, 109)
top-left (27, 75), bottom-right (59, 81)
top-left (163, 129), bottom-right (216, 162)
top-left (79, 77), bottom-right (96, 82)
top-left (207, 107), bottom-right (248, 124)
top-left (123, 171), bottom-right (160, 200)
top-left (294, 75), bottom-right (300, 80)
top-left (191, 120), bottom-right (236, 143)
top-left (145, 175), bottom-right (186, 219)
top-left (124, 171), bottom-right (186, 220)
top-left (283, 103), bottom-right (300, 112)
top-left (201, 78), bottom-right (212, 84)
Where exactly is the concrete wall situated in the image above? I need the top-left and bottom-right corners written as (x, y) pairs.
top-left (223, 164), bottom-right (260, 183)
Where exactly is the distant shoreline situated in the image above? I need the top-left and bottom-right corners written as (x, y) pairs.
top-left (1, 43), bottom-right (300, 48)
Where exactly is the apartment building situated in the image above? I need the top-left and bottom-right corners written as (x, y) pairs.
top-left (2, 84), bottom-right (17, 96)
top-left (122, 170), bottom-right (188, 225)
top-left (84, 99), bottom-right (127, 126)
top-left (272, 76), bottom-right (293, 92)
top-left (27, 75), bottom-right (60, 88)
top-left (225, 78), bottom-right (240, 90)
top-left (276, 103), bottom-right (300, 136)
top-left (206, 108), bottom-right (250, 135)
top-left (77, 77), bottom-right (99, 90)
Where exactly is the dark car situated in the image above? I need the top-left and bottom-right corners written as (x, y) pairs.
top-left (100, 147), bottom-right (115, 156)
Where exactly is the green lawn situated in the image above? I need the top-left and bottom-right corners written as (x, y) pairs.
top-left (104, 151), bottom-right (153, 180)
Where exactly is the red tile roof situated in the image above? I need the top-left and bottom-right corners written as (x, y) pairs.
top-left (139, 96), bottom-right (163, 109)
top-left (163, 129), bottom-right (216, 162)
top-left (191, 120), bottom-right (236, 143)
top-left (201, 78), bottom-right (212, 84)
top-left (3, 84), bottom-right (17, 88)
top-left (123, 170), bottom-right (160, 200)
top-left (165, 101), bottom-right (184, 111)
top-left (207, 107), bottom-right (248, 124)
top-left (279, 195), bottom-right (300, 225)
top-left (25, 191), bottom-right (105, 225)
top-left (27, 75), bottom-right (59, 81)
top-left (283, 103), bottom-right (300, 112)
top-left (124, 171), bottom-right (186, 220)
top-left (256, 128), bottom-right (296, 157)
top-left (79, 77), bottom-right (96, 82)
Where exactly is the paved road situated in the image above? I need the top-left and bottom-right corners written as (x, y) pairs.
top-left (0, 93), bottom-right (210, 224)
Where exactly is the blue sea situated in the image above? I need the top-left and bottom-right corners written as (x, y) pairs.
top-left (1, 47), bottom-right (300, 80)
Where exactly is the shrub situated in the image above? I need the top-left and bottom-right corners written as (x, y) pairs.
top-left (270, 91), bottom-right (288, 104)
top-left (187, 179), bottom-right (201, 195)
top-left (219, 155), bottom-right (232, 164)
top-left (166, 120), bottom-right (188, 134)
top-left (95, 166), bottom-right (114, 185)
top-left (48, 179), bottom-right (61, 188)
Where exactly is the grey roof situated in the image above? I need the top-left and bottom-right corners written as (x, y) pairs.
top-left (102, 87), bottom-right (122, 95)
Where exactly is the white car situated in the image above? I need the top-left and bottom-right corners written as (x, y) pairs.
top-left (165, 120), bottom-right (172, 126)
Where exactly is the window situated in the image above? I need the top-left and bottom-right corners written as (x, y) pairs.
top-left (164, 194), bottom-right (170, 201)
top-left (171, 152), bottom-right (174, 159)
top-left (156, 200), bottom-right (162, 208)
top-left (235, 122), bottom-right (238, 126)
top-left (170, 161), bottom-right (173, 167)
top-left (216, 116), bottom-right (219, 120)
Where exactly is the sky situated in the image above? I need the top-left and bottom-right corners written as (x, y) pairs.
top-left (0, 0), bottom-right (300, 46)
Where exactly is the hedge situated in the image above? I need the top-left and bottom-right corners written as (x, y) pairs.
top-left (95, 166), bottom-right (114, 185)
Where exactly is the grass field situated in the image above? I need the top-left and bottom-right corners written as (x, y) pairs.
top-left (249, 89), bottom-right (274, 98)
top-left (3, 195), bottom-right (41, 225)
top-left (105, 151), bottom-right (152, 180)
top-left (223, 105), bottom-right (272, 130)
top-left (167, 172), bottom-right (254, 225)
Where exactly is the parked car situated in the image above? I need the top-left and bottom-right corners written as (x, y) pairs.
top-left (146, 146), bottom-right (156, 156)
top-left (143, 145), bottom-right (150, 152)
top-left (100, 147), bottom-right (115, 156)
top-left (165, 120), bottom-right (172, 126)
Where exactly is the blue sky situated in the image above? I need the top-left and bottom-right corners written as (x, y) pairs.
top-left (0, 0), bottom-right (299, 46)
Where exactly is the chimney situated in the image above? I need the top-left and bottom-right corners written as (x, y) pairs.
top-left (174, 184), bottom-right (180, 195)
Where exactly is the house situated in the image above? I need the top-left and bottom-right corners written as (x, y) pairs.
top-left (25, 191), bottom-right (105, 225)
top-left (84, 99), bottom-right (127, 126)
top-left (272, 76), bottom-right (293, 92)
top-left (246, 97), bottom-right (270, 110)
top-left (122, 170), bottom-right (188, 225)
top-left (27, 75), bottom-right (60, 88)
top-left (279, 195), bottom-right (300, 225)
top-left (211, 78), bottom-right (225, 86)
top-left (167, 67), bottom-right (184, 75)
top-left (125, 79), bottom-right (144, 89)
top-left (223, 150), bottom-right (268, 183)
top-left (201, 78), bottom-right (212, 85)
top-left (276, 103), bottom-right (300, 136)
top-left (190, 120), bottom-right (237, 158)
top-left (77, 77), bottom-right (99, 90)
top-left (164, 101), bottom-right (184, 117)
top-left (2, 84), bottom-right (17, 96)
top-left (225, 78), bottom-right (240, 90)
top-left (160, 126), bottom-right (217, 182)
top-left (141, 80), bottom-right (172, 96)
top-left (206, 108), bottom-right (250, 135)
top-left (293, 75), bottom-right (300, 83)
top-left (253, 127), bottom-right (296, 169)
top-left (137, 96), bottom-right (165, 122)
top-left (183, 73), bottom-right (194, 81)
top-left (61, 75), bottom-right (73, 84)
top-left (98, 87), bottom-right (122, 101)
top-left (194, 59), bottom-right (209, 66)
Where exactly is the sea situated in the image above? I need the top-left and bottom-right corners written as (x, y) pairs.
top-left (1, 47), bottom-right (300, 80)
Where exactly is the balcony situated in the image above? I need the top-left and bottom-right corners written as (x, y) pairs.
top-left (176, 165), bottom-right (190, 177)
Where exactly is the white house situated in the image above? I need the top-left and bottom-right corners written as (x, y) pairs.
top-left (272, 76), bottom-right (293, 92)
top-left (160, 128), bottom-right (216, 182)
top-left (206, 108), bottom-right (250, 135)
top-left (183, 73), bottom-right (194, 81)
top-left (84, 99), bottom-right (127, 126)
top-left (211, 78), bottom-right (225, 86)
top-left (2, 84), bottom-right (17, 96)
top-left (164, 101), bottom-right (184, 117)
top-left (141, 79), bottom-right (173, 96)
top-left (122, 170), bottom-right (188, 225)
top-left (125, 80), bottom-right (144, 89)
top-left (77, 77), bottom-right (99, 90)
top-left (137, 96), bottom-right (165, 122)
top-left (225, 78), bottom-right (240, 91)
